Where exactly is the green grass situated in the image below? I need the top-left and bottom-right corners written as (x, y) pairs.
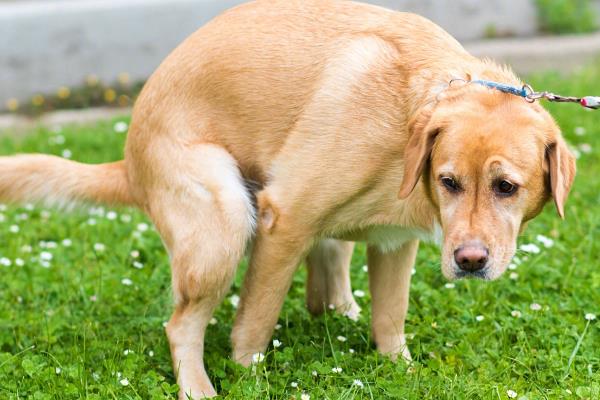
top-left (1, 65), bottom-right (600, 400)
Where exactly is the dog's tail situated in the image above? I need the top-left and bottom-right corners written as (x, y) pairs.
top-left (0, 154), bottom-right (135, 208)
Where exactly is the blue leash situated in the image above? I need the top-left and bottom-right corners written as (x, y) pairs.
top-left (454, 79), bottom-right (600, 110)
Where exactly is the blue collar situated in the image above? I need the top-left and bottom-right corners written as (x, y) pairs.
top-left (470, 79), bottom-right (529, 98)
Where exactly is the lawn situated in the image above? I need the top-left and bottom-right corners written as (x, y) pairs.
top-left (1, 65), bottom-right (600, 400)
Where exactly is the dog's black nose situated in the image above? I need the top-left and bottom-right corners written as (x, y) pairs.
top-left (454, 242), bottom-right (489, 272)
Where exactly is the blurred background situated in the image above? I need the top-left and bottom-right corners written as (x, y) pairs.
top-left (1, 0), bottom-right (599, 116)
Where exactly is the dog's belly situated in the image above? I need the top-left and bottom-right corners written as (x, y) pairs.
top-left (336, 223), bottom-right (442, 253)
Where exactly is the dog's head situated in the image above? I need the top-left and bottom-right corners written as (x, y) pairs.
top-left (398, 85), bottom-right (576, 280)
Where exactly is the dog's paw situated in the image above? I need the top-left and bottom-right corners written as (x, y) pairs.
top-left (340, 300), bottom-right (361, 321)
top-left (376, 333), bottom-right (412, 363)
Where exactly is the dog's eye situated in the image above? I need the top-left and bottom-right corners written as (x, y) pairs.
top-left (440, 177), bottom-right (461, 193)
top-left (495, 180), bottom-right (518, 196)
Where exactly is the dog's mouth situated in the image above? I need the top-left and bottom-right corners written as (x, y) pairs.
top-left (453, 267), bottom-right (493, 281)
top-left (442, 257), bottom-right (507, 281)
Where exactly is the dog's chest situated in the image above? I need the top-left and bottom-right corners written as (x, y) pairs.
top-left (338, 224), bottom-right (442, 253)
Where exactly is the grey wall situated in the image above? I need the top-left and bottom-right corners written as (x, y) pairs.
top-left (0, 0), bottom-right (553, 109)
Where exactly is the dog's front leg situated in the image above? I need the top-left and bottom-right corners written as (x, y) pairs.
top-left (367, 239), bottom-right (419, 362)
top-left (231, 213), bottom-right (314, 366)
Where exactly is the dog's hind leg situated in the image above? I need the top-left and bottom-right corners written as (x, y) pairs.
top-left (145, 144), bottom-right (254, 399)
top-left (305, 239), bottom-right (360, 320)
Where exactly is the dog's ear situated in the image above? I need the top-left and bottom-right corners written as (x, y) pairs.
top-left (398, 109), bottom-right (441, 199)
top-left (546, 137), bottom-right (576, 219)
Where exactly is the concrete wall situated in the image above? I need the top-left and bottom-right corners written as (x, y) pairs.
top-left (0, 0), bottom-right (552, 109)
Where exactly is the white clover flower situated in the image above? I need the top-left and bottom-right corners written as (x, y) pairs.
top-left (133, 261), bottom-right (144, 269)
top-left (55, 135), bottom-right (66, 144)
top-left (511, 310), bottom-right (522, 318)
top-left (45, 241), bottom-right (57, 249)
top-left (15, 258), bottom-right (24, 267)
top-left (40, 260), bottom-right (51, 268)
top-left (61, 149), bottom-right (72, 159)
top-left (209, 317), bottom-right (218, 325)
top-left (530, 303), bottom-right (542, 311)
top-left (9, 225), bottom-right (19, 233)
top-left (362, 265), bottom-right (368, 272)
top-left (301, 393), bottom-right (310, 400)
top-left (148, 350), bottom-right (154, 357)
top-left (21, 245), bottom-right (32, 253)
top-left (123, 349), bottom-right (133, 355)
top-left (120, 214), bottom-right (132, 223)
top-left (353, 379), bottom-right (364, 388)
top-left (579, 143), bottom-right (592, 154)
top-left (121, 278), bottom-right (133, 286)
top-left (119, 378), bottom-right (129, 386)
top-left (444, 283), bottom-right (455, 289)
top-left (230, 294), bottom-right (240, 308)
top-left (536, 234), bottom-right (554, 248)
top-left (90, 295), bottom-right (97, 302)
top-left (114, 121), bottom-right (129, 133)
top-left (520, 243), bottom-right (540, 254)
top-left (16, 213), bottom-right (28, 221)
top-left (251, 352), bottom-right (265, 364)
top-left (507, 389), bottom-right (517, 398)
top-left (0, 257), bottom-right (11, 266)
top-left (130, 250), bottom-right (140, 258)
top-left (332, 367), bottom-right (342, 373)
top-left (337, 335), bottom-right (347, 342)
top-left (93, 243), bottom-right (105, 252)
top-left (508, 263), bottom-right (517, 270)
top-left (349, 348), bottom-right (355, 354)
top-left (272, 339), bottom-right (282, 348)
top-left (40, 210), bottom-right (51, 219)
top-left (585, 313), bottom-right (596, 321)
top-left (40, 251), bottom-right (53, 261)
top-left (62, 239), bottom-right (72, 247)
top-left (275, 323), bottom-right (282, 330)
top-left (574, 126), bottom-right (586, 136)
top-left (137, 223), bottom-right (149, 232)
top-left (411, 268), bottom-right (416, 275)
top-left (106, 211), bottom-right (118, 220)
top-left (290, 382), bottom-right (298, 388)
top-left (311, 370), bottom-right (318, 377)
top-left (55, 367), bottom-right (61, 374)
top-left (509, 272), bottom-right (518, 280)
top-left (87, 218), bottom-right (97, 226)
top-left (475, 315), bottom-right (485, 322)
top-left (353, 289), bottom-right (365, 298)
top-left (25, 203), bottom-right (34, 211)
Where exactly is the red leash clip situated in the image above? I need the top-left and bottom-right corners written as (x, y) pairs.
top-left (580, 96), bottom-right (600, 109)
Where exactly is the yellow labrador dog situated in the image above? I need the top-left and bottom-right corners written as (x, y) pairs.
top-left (0, 0), bottom-right (575, 398)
